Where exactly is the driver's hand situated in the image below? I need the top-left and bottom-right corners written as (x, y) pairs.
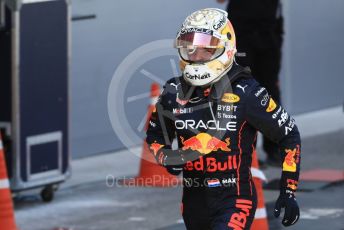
top-left (274, 190), bottom-right (300, 226)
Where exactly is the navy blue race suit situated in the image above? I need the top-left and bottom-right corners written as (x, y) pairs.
top-left (146, 64), bottom-right (301, 230)
top-left (226, 0), bottom-right (284, 161)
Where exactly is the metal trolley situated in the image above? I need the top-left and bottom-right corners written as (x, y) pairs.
top-left (0, 0), bottom-right (71, 202)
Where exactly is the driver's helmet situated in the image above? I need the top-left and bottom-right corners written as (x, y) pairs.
top-left (175, 8), bottom-right (236, 87)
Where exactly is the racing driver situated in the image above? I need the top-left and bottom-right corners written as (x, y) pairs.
top-left (146, 8), bottom-right (301, 230)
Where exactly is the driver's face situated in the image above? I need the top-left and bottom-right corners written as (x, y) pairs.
top-left (186, 48), bottom-right (216, 62)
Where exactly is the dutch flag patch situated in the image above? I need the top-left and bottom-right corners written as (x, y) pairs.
top-left (207, 179), bottom-right (221, 187)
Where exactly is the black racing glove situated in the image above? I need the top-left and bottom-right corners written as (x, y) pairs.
top-left (274, 190), bottom-right (300, 227)
top-left (156, 149), bottom-right (200, 176)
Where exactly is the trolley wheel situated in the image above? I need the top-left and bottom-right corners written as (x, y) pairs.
top-left (41, 185), bottom-right (54, 202)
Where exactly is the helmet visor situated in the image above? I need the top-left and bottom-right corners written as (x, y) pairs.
top-left (178, 47), bottom-right (225, 63)
top-left (175, 32), bottom-right (224, 49)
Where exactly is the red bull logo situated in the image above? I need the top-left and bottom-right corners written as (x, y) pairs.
top-left (180, 133), bottom-right (231, 155)
top-left (283, 145), bottom-right (300, 172)
top-left (184, 155), bottom-right (237, 172)
top-left (149, 142), bottom-right (164, 156)
top-left (287, 179), bottom-right (298, 191)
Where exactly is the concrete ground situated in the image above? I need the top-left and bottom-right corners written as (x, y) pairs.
top-left (13, 129), bottom-right (344, 230)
